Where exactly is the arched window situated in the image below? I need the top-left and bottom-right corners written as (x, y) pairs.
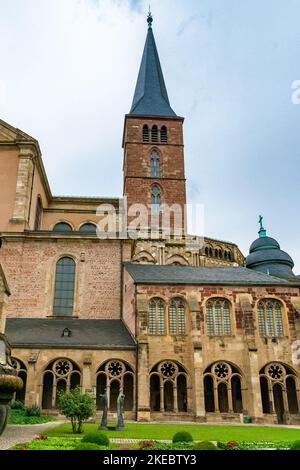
top-left (142, 125), bottom-right (149, 142)
top-left (96, 360), bottom-right (134, 411)
top-left (34, 197), bottom-right (43, 230)
top-left (53, 222), bottom-right (73, 232)
top-left (204, 362), bottom-right (243, 414)
top-left (257, 300), bottom-right (284, 337)
top-left (151, 185), bottom-right (161, 213)
top-left (151, 125), bottom-right (158, 143)
top-left (259, 363), bottom-right (299, 422)
top-left (149, 298), bottom-right (165, 335)
top-left (169, 299), bottom-right (186, 335)
top-left (42, 358), bottom-right (81, 409)
top-left (79, 223), bottom-right (97, 234)
top-left (53, 257), bottom-right (76, 316)
top-left (206, 298), bottom-right (232, 336)
top-left (150, 150), bottom-right (160, 177)
top-left (160, 126), bottom-right (167, 143)
top-left (150, 360), bottom-right (188, 412)
top-left (11, 358), bottom-right (27, 403)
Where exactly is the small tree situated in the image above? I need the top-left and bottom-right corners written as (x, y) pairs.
top-left (57, 386), bottom-right (95, 433)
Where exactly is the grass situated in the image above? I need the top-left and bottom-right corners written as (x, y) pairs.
top-left (45, 422), bottom-right (300, 442)
top-left (8, 409), bottom-right (57, 425)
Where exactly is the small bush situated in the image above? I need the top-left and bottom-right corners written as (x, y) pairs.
top-left (82, 431), bottom-right (109, 447)
top-left (24, 405), bottom-right (41, 417)
top-left (10, 400), bottom-right (25, 410)
top-left (172, 431), bottom-right (193, 443)
top-left (75, 442), bottom-right (102, 451)
top-left (58, 387), bottom-right (95, 433)
top-left (290, 440), bottom-right (300, 450)
top-left (194, 441), bottom-right (218, 450)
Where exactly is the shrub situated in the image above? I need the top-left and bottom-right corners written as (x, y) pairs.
top-left (137, 440), bottom-right (157, 450)
top-left (24, 405), bottom-right (41, 417)
top-left (82, 431), bottom-right (109, 447)
top-left (172, 431), bottom-right (193, 443)
top-left (10, 400), bottom-right (25, 410)
top-left (290, 440), bottom-right (300, 450)
top-left (57, 386), bottom-right (95, 433)
top-left (75, 442), bottom-right (102, 451)
top-left (194, 441), bottom-right (218, 450)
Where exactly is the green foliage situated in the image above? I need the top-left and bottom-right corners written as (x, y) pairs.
top-left (8, 409), bottom-right (56, 425)
top-left (24, 405), bottom-right (41, 417)
top-left (290, 440), bottom-right (300, 450)
top-left (194, 441), bottom-right (218, 450)
top-left (172, 431), bottom-right (193, 443)
top-left (75, 442), bottom-right (103, 451)
top-left (82, 431), bottom-right (109, 447)
top-left (57, 386), bottom-right (95, 434)
top-left (10, 400), bottom-right (25, 410)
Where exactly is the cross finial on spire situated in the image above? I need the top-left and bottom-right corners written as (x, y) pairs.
top-left (147, 6), bottom-right (153, 29)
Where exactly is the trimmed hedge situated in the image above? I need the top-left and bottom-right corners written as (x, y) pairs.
top-left (290, 440), bottom-right (300, 450)
top-left (194, 441), bottom-right (218, 450)
top-left (172, 431), bottom-right (193, 443)
top-left (75, 442), bottom-right (103, 451)
top-left (82, 431), bottom-right (109, 447)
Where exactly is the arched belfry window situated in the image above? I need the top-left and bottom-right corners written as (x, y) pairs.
top-left (34, 196), bottom-right (43, 230)
top-left (53, 222), bottom-right (73, 232)
top-left (143, 125), bottom-right (149, 142)
top-left (160, 126), bottom-right (167, 143)
top-left (149, 298), bottom-right (165, 335)
top-left (53, 257), bottom-right (76, 316)
top-left (206, 298), bottom-right (232, 336)
top-left (150, 150), bottom-right (160, 177)
top-left (169, 299), bottom-right (186, 335)
top-left (79, 223), bottom-right (97, 234)
top-left (151, 125), bottom-right (159, 143)
top-left (151, 185), bottom-right (161, 213)
top-left (257, 300), bottom-right (284, 338)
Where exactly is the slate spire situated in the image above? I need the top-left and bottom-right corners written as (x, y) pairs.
top-left (129, 12), bottom-right (177, 117)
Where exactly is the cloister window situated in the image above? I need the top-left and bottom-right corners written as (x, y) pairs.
top-left (151, 185), bottom-right (161, 213)
top-left (143, 124), bottom-right (149, 142)
top-left (206, 298), bottom-right (232, 336)
top-left (34, 197), bottom-right (43, 230)
top-left (53, 257), bottom-right (76, 316)
top-left (259, 363), bottom-right (299, 423)
top-left (160, 126), bottom-right (167, 143)
top-left (169, 299), bottom-right (186, 335)
top-left (150, 360), bottom-right (188, 412)
top-left (150, 150), bottom-right (160, 177)
top-left (96, 360), bottom-right (134, 412)
top-left (42, 358), bottom-right (81, 409)
top-left (53, 222), bottom-right (72, 232)
top-left (11, 358), bottom-right (27, 403)
top-left (204, 362), bottom-right (243, 413)
top-left (257, 300), bottom-right (284, 337)
top-left (151, 125), bottom-right (159, 142)
top-left (149, 298), bottom-right (165, 335)
top-left (79, 223), bottom-right (97, 234)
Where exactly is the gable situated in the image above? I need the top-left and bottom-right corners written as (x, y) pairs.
top-left (0, 119), bottom-right (37, 144)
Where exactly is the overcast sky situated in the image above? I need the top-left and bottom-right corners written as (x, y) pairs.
top-left (1, 0), bottom-right (299, 272)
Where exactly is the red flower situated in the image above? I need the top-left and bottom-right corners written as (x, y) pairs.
top-left (226, 441), bottom-right (238, 448)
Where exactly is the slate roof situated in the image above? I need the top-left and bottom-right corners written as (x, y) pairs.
top-left (124, 263), bottom-right (300, 286)
top-left (5, 318), bottom-right (136, 350)
top-left (129, 24), bottom-right (177, 117)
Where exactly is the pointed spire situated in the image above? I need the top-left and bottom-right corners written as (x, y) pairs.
top-left (129, 12), bottom-right (177, 117)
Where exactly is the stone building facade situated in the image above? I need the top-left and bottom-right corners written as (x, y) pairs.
top-left (0, 14), bottom-right (300, 425)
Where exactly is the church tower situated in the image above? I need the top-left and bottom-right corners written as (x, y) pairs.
top-left (123, 13), bottom-right (186, 235)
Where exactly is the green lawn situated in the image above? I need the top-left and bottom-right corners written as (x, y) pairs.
top-left (46, 422), bottom-right (300, 442)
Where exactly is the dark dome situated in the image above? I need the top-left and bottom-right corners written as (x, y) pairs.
top-left (246, 230), bottom-right (295, 280)
top-left (249, 236), bottom-right (280, 253)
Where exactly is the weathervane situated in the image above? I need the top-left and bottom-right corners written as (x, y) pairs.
top-left (147, 6), bottom-right (153, 28)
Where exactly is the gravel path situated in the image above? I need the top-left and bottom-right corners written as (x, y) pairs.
top-left (0, 421), bottom-right (64, 450)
